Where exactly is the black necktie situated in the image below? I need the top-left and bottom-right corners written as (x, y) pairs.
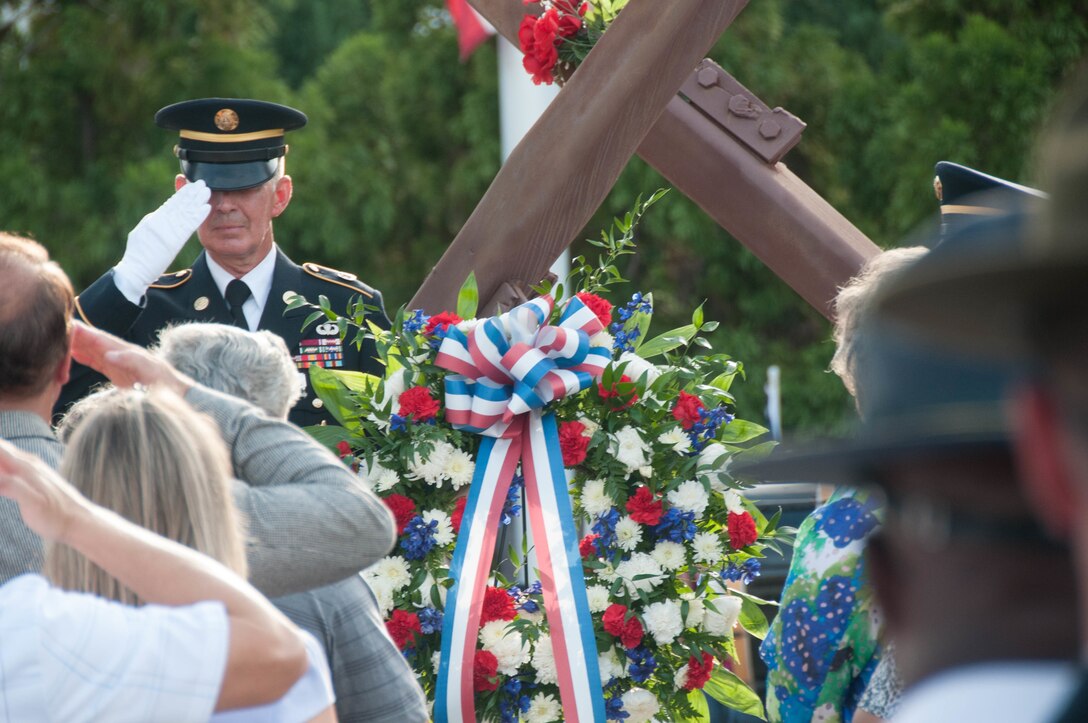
top-left (225, 279), bottom-right (252, 329)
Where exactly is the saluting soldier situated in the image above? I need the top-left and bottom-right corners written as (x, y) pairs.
top-left (60, 98), bottom-right (389, 427)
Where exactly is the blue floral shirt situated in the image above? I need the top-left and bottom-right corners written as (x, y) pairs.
top-left (760, 487), bottom-right (885, 723)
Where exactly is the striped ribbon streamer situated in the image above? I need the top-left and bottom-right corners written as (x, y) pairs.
top-left (434, 296), bottom-right (610, 723)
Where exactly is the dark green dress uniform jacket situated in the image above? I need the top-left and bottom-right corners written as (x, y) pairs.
top-left (59, 247), bottom-right (390, 428)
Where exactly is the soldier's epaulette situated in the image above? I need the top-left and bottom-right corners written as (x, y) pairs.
top-left (150, 269), bottom-right (193, 289)
top-left (302, 262), bottom-right (376, 299)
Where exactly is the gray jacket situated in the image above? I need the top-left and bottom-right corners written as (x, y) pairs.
top-left (1, 387), bottom-right (396, 597)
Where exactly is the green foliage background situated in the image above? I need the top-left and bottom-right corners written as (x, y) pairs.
top-left (1, 0), bottom-right (1084, 435)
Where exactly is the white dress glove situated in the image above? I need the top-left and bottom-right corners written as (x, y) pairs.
top-left (113, 180), bottom-right (212, 304)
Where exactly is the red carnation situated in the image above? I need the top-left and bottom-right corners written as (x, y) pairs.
top-left (480, 586), bottom-right (517, 625)
top-left (682, 653), bottom-right (716, 690)
top-left (518, 15), bottom-right (537, 54)
top-left (575, 291), bottom-right (613, 327)
top-left (383, 494), bottom-right (417, 535)
top-left (579, 533), bottom-right (600, 558)
top-left (728, 511), bottom-right (759, 549)
top-left (625, 486), bottom-right (663, 526)
top-left (336, 440), bottom-right (353, 459)
top-left (386, 609), bottom-right (422, 650)
top-left (534, 7), bottom-right (560, 45)
top-left (672, 390), bottom-right (705, 430)
top-left (424, 311), bottom-right (463, 337)
top-left (597, 374), bottom-right (638, 410)
top-left (398, 385), bottom-right (440, 423)
top-left (524, 42), bottom-right (558, 85)
top-left (473, 649), bottom-right (500, 692)
top-left (558, 420), bottom-right (590, 467)
top-left (602, 603), bottom-right (644, 649)
top-left (451, 496), bottom-right (468, 534)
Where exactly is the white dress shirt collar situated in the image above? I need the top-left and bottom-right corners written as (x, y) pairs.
top-left (205, 246), bottom-right (277, 331)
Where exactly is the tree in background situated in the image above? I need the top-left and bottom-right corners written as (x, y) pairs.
top-left (0, 0), bottom-right (1083, 434)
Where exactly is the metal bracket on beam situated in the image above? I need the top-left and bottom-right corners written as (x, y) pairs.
top-left (679, 59), bottom-right (805, 165)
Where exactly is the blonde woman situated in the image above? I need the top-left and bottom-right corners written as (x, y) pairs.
top-left (49, 388), bottom-right (337, 723)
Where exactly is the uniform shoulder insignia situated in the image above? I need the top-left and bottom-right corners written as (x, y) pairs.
top-left (150, 269), bottom-right (193, 289)
top-left (302, 261), bottom-right (376, 299)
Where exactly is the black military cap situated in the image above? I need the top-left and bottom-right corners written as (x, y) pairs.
top-left (933, 161), bottom-right (1046, 239)
top-left (155, 98), bottom-right (307, 191)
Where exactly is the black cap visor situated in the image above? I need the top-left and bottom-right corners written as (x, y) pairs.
top-left (181, 158), bottom-right (279, 191)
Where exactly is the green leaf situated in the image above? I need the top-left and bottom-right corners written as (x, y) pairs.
top-left (692, 302), bottom-right (704, 328)
top-left (675, 689), bottom-right (711, 722)
top-left (303, 423), bottom-right (354, 454)
top-left (456, 271), bottom-right (479, 320)
top-left (703, 668), bottom-right (766, 720)
top-left (737, 595), bottom-right (770, 640)
top-left (728, 440), bottom-right (779, 469)
top-left (718, 419), bottom-right (771, 444)
top-left (636, 324), bottom-right (698, 358)
top-left (308, 366), bottom-right (371, 428)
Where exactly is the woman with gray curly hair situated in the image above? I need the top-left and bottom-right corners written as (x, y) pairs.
top-left (155, 323), bottom-right (303, 419)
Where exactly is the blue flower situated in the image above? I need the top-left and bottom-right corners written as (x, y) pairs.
top-left (418, 606), bottom-right (443, 634)
top-left (605, 694), bottom-right (630, 720)
top-left (400, 515), bottom-right (439, 560)
top-left (501, 474), bottom-right (524, 526)
top-left (592, 508), bottom-right (622, 551)
top-left (686, 404), bottom-right (736, 452)
top-left (653, 507), bottom-right (696, 542)
top-left (390, 414), bottom-right (408, 432)
top-left (723, 558), bottom-right (762, 585)
top-left (626, 646), bottom-right (657, 683)
top-left (402, 309), bottom-right (430, 335)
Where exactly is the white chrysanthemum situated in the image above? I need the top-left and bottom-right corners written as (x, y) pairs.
top-left (723, 489), bottom-right (745, 514)
top-left (668, 479), bottom-right (710, 517)
top-left (578, 416), bottom-right (600, 438)
top-left (598, 649), bottom-right (627, 683)
top-left (692, 531), bottom-right (724, 565)
top-left (704, 595), bottom-right (742, 636)
top-left (674, 661), bottom-right (691, 690)
top-left (531, 635), bottom-right (557, 685)
top-left (366, 461), bottom-right (401, 493)
top-left (364, 555), bottom-right (412, 591)
top-left (643, 599), bottom-right (684, 645)
top-left (445, 447), bottom-right (475, 490)
top-left (367, 577), bottom-right (395, 616)
top-left (657, 425), bottom-right (693, 454)
top-left (651, 540), bottom-right (686, 571)
top-left (422, 509), bottom-right (455, 546)
top-left (380, 368), bottom-right (410, 411)
top-left (638, 466), bottom-right (653, 478)
top-left (615, 552), bottom-right (664, 596)
top-left (456, 318), bottom-right (480, 334)
top-left (682, 591), bottom-right (706, 628)
top-left (586, 584), bottom-right (612, 613)
top-left (407, 441), bottom-right (453, 486)
top-left (590, 330), bottom-right (614, 350)
top-left (614, 515), bottom-right (643, 552)
top-left (524, 693), bottom-right (562, 723)
top-left (698, 442), bottom-right (732, 493)
top-left (618, 351), bottom-right (661, 384)
top-left (580, 479), bottom-right (615, 518)
top-left (598, 562), bottom-right (618, 583)
top-left (479, 620), bottom-right (530, 676)
top-left (609, 425), bottom-right (650, 473)
top-left (621, 687), bottom-right (661, 723)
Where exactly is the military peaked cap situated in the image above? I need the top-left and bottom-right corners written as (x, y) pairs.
top-left (156, 98), bottom-right (307, 191)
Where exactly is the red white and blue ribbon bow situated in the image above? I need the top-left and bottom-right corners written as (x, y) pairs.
top-left (434, 295), bottom-right (609, 723)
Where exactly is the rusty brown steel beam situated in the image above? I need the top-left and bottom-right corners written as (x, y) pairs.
top-left (409, 0), bottom-right (747, 314)
top-left (438, 0), bottom-right (880, 319)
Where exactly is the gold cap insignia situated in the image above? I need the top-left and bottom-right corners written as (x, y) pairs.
top-left (194, 296), bottom-right (210, 311)
top-left (214, 108), bottom-right (240, 132)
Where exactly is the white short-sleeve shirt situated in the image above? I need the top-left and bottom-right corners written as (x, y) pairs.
top-left (0, 574), bottom-right (229, 723)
